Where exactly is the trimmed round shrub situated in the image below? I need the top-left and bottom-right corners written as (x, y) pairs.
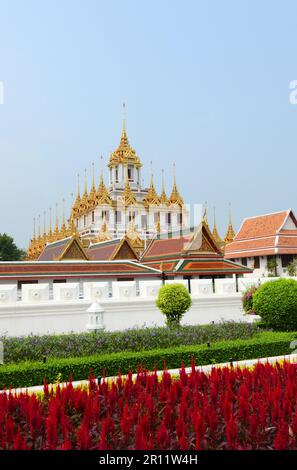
top-left (156, 283), bottom-right (192, 328)
top-left (253, 278), bottom-right (297, 330)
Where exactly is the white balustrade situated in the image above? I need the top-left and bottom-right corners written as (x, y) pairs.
top-left (138, 280), bottom-right (162, 299)
top-left (215, 278), bottom-right (236, 295)
top-left (259, 277), bottom-right (279, 284)
top-left (83, 282), bottom-right (109, 301)
top-left (53, 282), bottom-right (80, 301)
top-left (0, 284), bottom-right (17, 303)
top-left (112, 281), bottom-right (137, 299)
top-left (165, 279), bottom-right (188, 289)
top-left (190, 279), bottom-right (213, 296)
top-left (238, 277), bottom-right (260, 292)
top-left (22, 283), bottom-right (50, 302)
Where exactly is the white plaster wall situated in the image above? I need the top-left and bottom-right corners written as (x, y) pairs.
top-left (0, 293), bottom-right (257, 337)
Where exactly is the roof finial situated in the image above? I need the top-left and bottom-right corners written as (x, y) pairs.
top-left (43, 210), bottom-right (47, 244)
top-left (160, 168), bottom-right (168, 205)
top-left (54, 202), bottom-right (60, 240)
top-left (100, 155), bottom-right (104, 175)
top-left (48, 207), bottom-right (53, 242)
top-left (38, 214), bottom-right (41, 240)
top-left (33, 217), bottom-right (36, 240)
top-left (77, 173), bottom-right (80, 197)
top-left (92, 162), bottom-right (95, 189)
top-left (212, 206), bottom-right (223, 244)
top-left (169, 163), bottom-right (183, 206)
top-left (203, 202), bottom-right (209, 228)
top-left (62, 198), bottom-right (65, 226)
top-left (224, 203), bottom-right (236, 243)
top-left (123, 102), bottom-right (126, 131)
top-left (84, 168), bottom-right (88, 195)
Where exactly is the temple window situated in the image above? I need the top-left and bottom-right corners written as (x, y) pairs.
top-left (166, 213), bottom-right (172, 226)
top-left (92, 211), bottom-right (95, 223)
top-left (281, 254), bottom-right (294, 267)
top-left (254, 256), bottom-right (260, 269)
top-left (178, 213), bottom-right (183, 225)
top-left (141, 214), bottom-right (147, 228)
top-left (102, 210), bottom-right (109, 222)
top-left (241, 257), bottom-right (247, 266)
top-left (84, 215), bottom-right (86, 226)
top-left (115, 167), bottom-right (119, 182)
top-left (115, 211), bottom-right (121, 224)
top-left (128, 165), bottom-right (134, 181)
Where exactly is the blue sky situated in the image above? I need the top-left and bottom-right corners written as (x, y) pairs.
top-left (1, 0), bottom-right (297, 247)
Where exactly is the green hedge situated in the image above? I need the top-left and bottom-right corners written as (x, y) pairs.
top-left (1, 322), bottom-right (260, 363)
top-left (0, 332), bottom-right (296, 389)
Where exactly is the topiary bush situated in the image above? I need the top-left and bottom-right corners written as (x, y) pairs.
top-left (253, 278), bottom-right (297, 330)
top-left (156, 283), bottom-right (192, 328)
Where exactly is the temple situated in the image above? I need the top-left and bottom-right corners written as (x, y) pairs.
top-left (26, 108), bottom-right (189, 261)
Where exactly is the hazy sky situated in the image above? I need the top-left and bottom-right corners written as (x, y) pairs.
top-left (1, 0), bottom-right (297, 248)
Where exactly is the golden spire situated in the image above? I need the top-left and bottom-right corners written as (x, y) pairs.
top-left (54, 203), bottom-right (60, 240)
top-left (108, 104), bottom-right (142, 168)
top-left (160, 169), bottom-right (168, 205)
top-left (224, 203), bottom-right (236, 243)
top-left (88, 162), bottom-right (97, 207)
top-left (96, 214), bottom-right (112, 242)
top-left (169, 163), bottom-right (183, 206)
top-left (212, 207), bottom-right (223, 244)
top-left (42, 211), bottom-right (47, 246)
top-left (47, 207), bottom-right (54, 243)
top-left (79, 168), bottom-right (89, 213)
top-left (59, 198), bottom-right (67, 239)
top-left (71, 174), bottom-right (81, 218)
top-left (26, 218), bottom-right (37, 260)
top-left (96, 156), bottom-right (112, 205)
top-left (143, 161), bottom-right (160, 206)
top-left (122, 169), bottom-right (136, 207)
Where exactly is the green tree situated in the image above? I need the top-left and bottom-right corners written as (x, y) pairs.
top-left (266, 257), bottom-right (278, 277)
top-left (156, 283), bottom-right (192, 328)
top-left (286, 259), bottom-right (297, 277)
top-left (0, 233), bottom-right (25, 261)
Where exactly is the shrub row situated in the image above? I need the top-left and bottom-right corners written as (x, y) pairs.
top-left (0, 331), bottom-right (296, 389)
top-left (1, 322), bottom-right (260, 363)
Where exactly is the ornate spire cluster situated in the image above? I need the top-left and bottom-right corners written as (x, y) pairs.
top-left (26, 204), bottom-right (78, 260)
top-left (205, 203), bottom-right (236, 249)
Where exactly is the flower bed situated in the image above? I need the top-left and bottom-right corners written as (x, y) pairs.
top-left (1, 361), bottom-right (297, 449)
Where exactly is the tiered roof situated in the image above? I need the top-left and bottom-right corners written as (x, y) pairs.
top-left (141, 222), bottom-right (250, 277)
top-left (225, 209), bottom-right (297, 258)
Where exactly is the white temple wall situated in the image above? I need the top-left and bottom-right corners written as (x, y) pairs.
top-left (0, 294), bottom-right (254, 337)
top-left (0, 278), bottom-right (263, 336)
